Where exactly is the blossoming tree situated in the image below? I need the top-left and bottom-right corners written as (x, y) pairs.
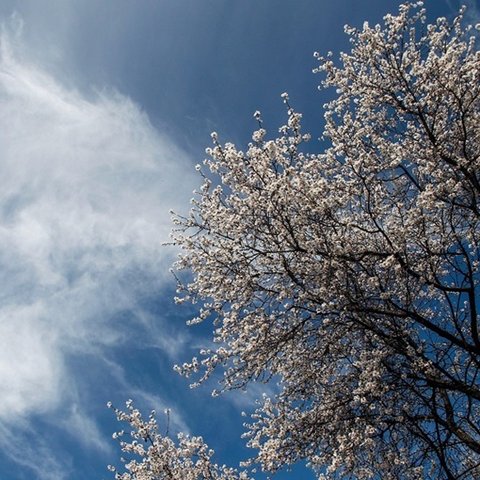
top-left (111, 3), bottom-right (480, 479)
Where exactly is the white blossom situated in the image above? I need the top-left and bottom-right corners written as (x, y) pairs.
top-left (109, 401), bottom-right (251, 480)
top-left (113, 3), bottom-right (480, 479)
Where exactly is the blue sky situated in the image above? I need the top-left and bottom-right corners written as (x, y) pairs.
top-left (0, 1), bottom-right (476, 479)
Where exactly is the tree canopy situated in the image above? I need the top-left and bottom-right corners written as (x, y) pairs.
top-left (111, 3), bottom-right (480, 479)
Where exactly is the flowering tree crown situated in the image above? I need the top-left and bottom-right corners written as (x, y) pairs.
top-left (112, 3), bottom-right (480, 479)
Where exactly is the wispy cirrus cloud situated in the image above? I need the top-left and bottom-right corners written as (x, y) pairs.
top-left (0, 17), bottom-right (196, 478)
top-left (0, 420), bottom-right (68, 480)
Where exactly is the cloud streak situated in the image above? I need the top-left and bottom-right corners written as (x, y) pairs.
top-left (0, 19), bottom-right (196, 477)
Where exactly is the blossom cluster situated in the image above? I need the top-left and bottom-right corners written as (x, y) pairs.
top-left (108, 401), bottom-right (251, 480)
top-left (111, 3), bottom-right (480, 479)
top-left (170, 3), bottom-right (480, 478)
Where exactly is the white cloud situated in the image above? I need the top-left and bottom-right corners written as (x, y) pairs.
top-left (0, 16), bottom-right (196, 466)
top-left (62, 404), bottom-right (113, 455)
top-left (0, 418), bottom-right (68, 480)
top-left (0, 301), bottom-right (64, 418)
